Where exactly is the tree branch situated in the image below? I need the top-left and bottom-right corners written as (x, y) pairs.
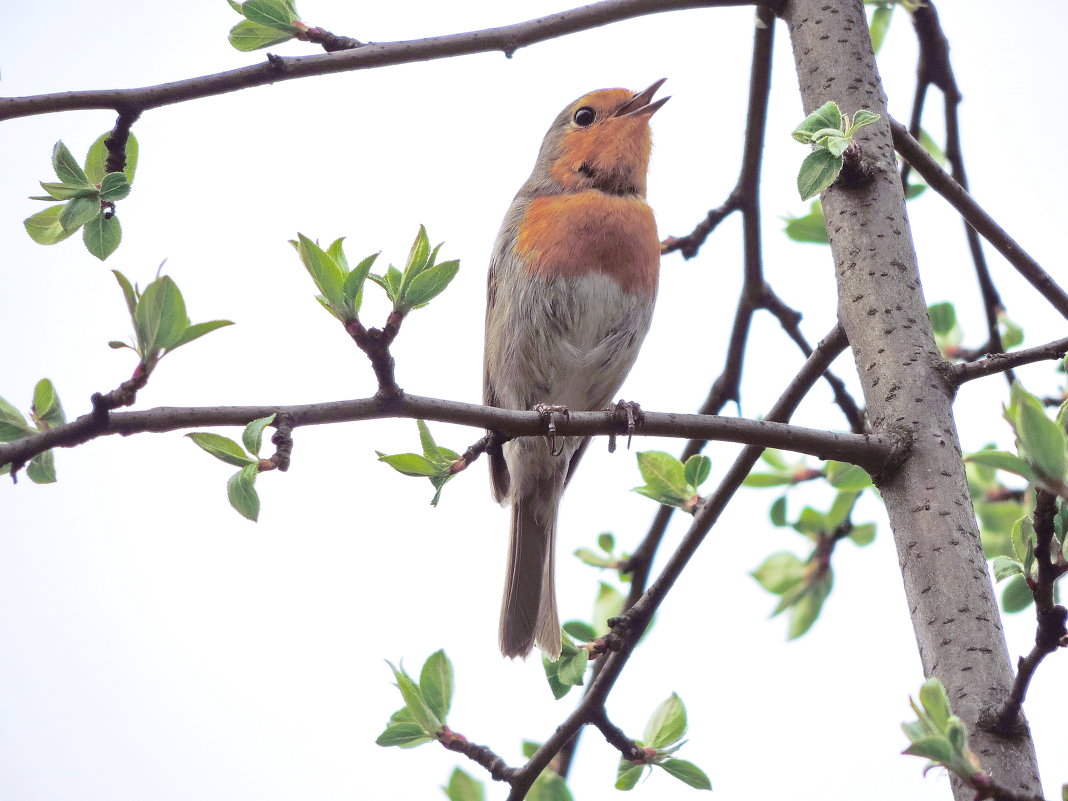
top-left (890, 119), bottom-right (1068, 321)
top-left (989, 490), bottom-right (1068, 736)
top-left (903, 2), bottom-right (1011, 383)
top-left (951, 336), bottom-right (1068, 387)
top-left (0, 0), bottom-right (764, 122)
top-left (0, 392), bottom-right (900, 478)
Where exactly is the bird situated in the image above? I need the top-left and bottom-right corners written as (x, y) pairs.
top-left (483, 79), bottom-right (668, 659)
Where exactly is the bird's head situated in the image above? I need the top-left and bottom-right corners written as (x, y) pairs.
top-left (527, 79), bottom-right (668, 198)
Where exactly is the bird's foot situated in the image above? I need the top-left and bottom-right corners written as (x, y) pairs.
top-left (607, 400), bottom-right (644, 453)
top-left (532, 403), bottom-right (570, 456)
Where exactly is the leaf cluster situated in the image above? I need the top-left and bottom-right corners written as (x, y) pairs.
top-left (186, 415), bottom-right (276, 521)
top-left (902, 678), bottom-right (985, 783)
top-left (0, 379), bottom-right (66, 483)
top-left (748, 451), bottom-right (876, 638)
top-left (792, 102), bottom-right (881, 200)
top-left (632, 451), bottom-right (711, 513)
top-left (375, 650), bottom-right (453, 749)
top-left (24, 134), bottom-right (139, 260)
top-left (293, 226), bottom-right (459, 323)
top-left (228, 0), bottom-right (303, 51)
top-left (615, 694), bottom-right (711, 792)
top-left (377, 420), bottom-right (460, 506)
top-left (110, 271), bottom-right (233, 372)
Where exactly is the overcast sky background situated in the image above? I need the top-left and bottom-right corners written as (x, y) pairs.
top-left (1, 2), bottom-right (1065, 800)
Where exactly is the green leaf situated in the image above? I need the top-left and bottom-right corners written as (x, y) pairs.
top-left (797, 149), bottom-right (844, 201)
top-left (135, 276), bottom-right (190, 353)
top-left (563, 620), bottom-right (596, 642)
top-left (186, 432), bottom-right (257, 467)
top-left (342, 252), bottom-right (379, 313)
top-left (82, 212), bottom-right (122, 261)
top-left (783, 202), bottom-right (829, 244)
top-left (557, 648), bottom-right (588, 687)
top-left (683, 454), bottom-right (711, 488)
top-left (788, 574), bottom-right (832, 639)
top-left (443, 768), bottom-right (485, 801)
top-left (999, 313), bottom-right (1024, 350)
top-left (848, 109), bottom-right (881, 133)
top-left (792, 102), bottom-right (843, 143)
top-left (965, 449), bottom-right (1038, 483)
top-left (644, 693), bottom-right (687, 749)
top-left (905, 183), bottom-right (926, 199)
top-left (769, 496), bottom-right (788, 527)
top-left (0, 396), bottom-right (36, 442)
top-left (228, 18), bottom-right (297, 50)
top-left (869, 4), bottom-right (893, 53)
top-left (242, 0), bottom-right (298, 29)
top-left (60, 196), bottom-right (102, 233)
top-left (742, 472), bottom-right (793, 487)
top-left (635, 451), bottom-right (690, 502)
top-left (375, 722), bottom-right (433, 749)
top-left (598, 532), bottom-right (615, 553)
top-left (918, 677), bottom-right (952, 729)
top-left (794, 506), bottom-right (828, 536)
top-left (903, 735), bottom-right (956, 765)
top-left (615, 760), bottom-right (645, 791)
top-left (419, 649), bottom-right (453, 724)
top-left (388, 661), bottom-right (442, 736)
top-left (377, 452), bottom-right (439, 477)
top-left (27, 449), bottom-right (57, 484)
top-left (242, 414), bottom-right (276, 457)
top-left (592, 581), bottom-right (624, 636)
top-left (38, 182), bottom-right (98, 200)
top-left (85, 132), bottom-right (139, 185)
top-left (32, 378), bottom-right (65, 428)
top-left (825, 490), bottom-right (858, 529)
top-left (574, 547), bottom-right (614, 568)
top-left (112, 270), bottom-right (138, 317)
top-left (400, 225), bottom-right (432, 290)
top-left (295, 234), bottom-right (346, 312)
top-left (826, 460), bottom-right (873, 490)
top-left (760, 449), bottom-right (788, 470)
top-left (751, 551), bottom-right (805, 595)
top-left (527, 770), bottom-right (573, 801)
top-left (850, 522), bottom-right (877, 546)
top-left (227, 462), bottom-right (261, 521)
top-left (24, 205), bottom-right (77, 245)
top-left (403, 259), bottom-right (460, 309)
top-left (824, 134), bottom-right (850, 158)
top-left (167, 319), bottom-right (234, 351)
top-left (1001, 574), bottom-right (1034, 613)
top-left (98, 172), bottom-right (132, 202)
top-left (658, 759), bottom-right (712, 791)
top-left (52, 141), bottom-right (89, 185)
top-left (1012, 383), bottom-right (1067, 483)
top-left (991, 555), bottom-right (1024, 582)
top-left (928, 302), bottom-right (957, 335)
top-left (416, 419), bottom-right (448, 465)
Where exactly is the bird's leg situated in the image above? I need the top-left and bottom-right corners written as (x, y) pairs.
top-left (532, 403), bottom-right (570, 457)
top-left (607, 400), bottom-right (645, 453)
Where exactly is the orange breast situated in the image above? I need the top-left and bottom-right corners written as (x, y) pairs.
top-left (514, 192), bottom-right (660, 297)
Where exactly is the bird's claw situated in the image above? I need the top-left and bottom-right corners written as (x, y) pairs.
top-left (533, 404), bottom-right (570, 456)
top-left (607, 400), bottom-right (644, 453)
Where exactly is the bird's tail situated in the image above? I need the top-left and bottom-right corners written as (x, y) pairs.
top-left (499, 473), bottom-right (562, 659)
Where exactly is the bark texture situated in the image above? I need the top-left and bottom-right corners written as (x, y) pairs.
top-left (781, 1), bottom-right (1041, 797)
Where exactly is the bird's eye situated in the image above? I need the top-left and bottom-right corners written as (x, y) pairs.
top-left (573, 107), bottom-right (596, 127)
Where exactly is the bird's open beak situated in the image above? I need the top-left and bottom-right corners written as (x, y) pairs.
top-left (614, 78), bottom-right (669, 118)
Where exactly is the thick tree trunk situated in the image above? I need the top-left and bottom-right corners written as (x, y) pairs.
top-left (780, 1), bottom-right (1042, 798)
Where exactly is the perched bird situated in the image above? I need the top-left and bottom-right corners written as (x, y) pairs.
top-left (484, 80), bottom-right (668, 658)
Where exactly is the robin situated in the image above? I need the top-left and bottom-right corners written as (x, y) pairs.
top-left (484, 80), bottom-right (668, 659)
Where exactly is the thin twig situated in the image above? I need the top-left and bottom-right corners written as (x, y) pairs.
top-left (890, 119), bottom-right (1068, 321)
top-left (951, 336), bottom-right (1068, 387)
top-left (989, 491), bottom-right (1068, 735)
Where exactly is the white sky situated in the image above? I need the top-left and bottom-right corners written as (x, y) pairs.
top-left (1, 2), bottom-right (1065, 800)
